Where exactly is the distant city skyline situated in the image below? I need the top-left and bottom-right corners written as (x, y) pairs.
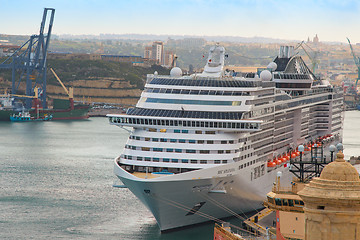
top-left (1, 0), bottom-right (360, 43)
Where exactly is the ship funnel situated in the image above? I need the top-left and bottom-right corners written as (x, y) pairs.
top-left (279, 46), bottom-right (294, 58)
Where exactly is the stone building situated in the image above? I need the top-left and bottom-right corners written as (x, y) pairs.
top-left (298, 151), bottom-right (360, 240)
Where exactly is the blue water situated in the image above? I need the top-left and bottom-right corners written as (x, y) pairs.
top-left (0, 118), bottom-right (218, 239)
top-left (0, 112), bottom-right (358, 239)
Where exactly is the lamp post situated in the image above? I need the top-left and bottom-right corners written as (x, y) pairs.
top-left (320, 140), bottom-right (324, 163)
top-left (329, 145), bottom-right (336, 162)
top-left (298, 145), bottom-right (304, 182)
top-left (336, 143), bottom-right (343, 152)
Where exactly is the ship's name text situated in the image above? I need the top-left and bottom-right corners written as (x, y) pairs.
top-left (218, 168), bottom-right (235, 175)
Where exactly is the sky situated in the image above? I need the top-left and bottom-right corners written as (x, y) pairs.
top-left (1, 0), bottom-right (360, 43)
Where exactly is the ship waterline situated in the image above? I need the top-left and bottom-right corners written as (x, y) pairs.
top-left (114, 157), bottom-right (294, 231)
top-left (108, 45), bottom-right (344, 231)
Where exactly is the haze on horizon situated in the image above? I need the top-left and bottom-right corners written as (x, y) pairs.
top-left (1, 0), bottom-right (360, 43)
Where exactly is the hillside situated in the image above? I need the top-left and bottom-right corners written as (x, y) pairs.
top-left (0, 59), bottom-right (169, 106)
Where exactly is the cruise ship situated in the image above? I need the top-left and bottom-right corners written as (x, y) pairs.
top-left (107, 45), bottom-right (344, 231)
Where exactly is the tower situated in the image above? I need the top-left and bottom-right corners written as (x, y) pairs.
top-left (151, 41), bottom-right (164, 64)
top-left (313, 34), bottom-right (319, 44)
top-left (298, 151), bottom-right (360, 240)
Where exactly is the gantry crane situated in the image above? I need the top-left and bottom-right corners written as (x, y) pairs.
top-left (0, 8), bottom-right (55, 109)
top-left (347, 37), bottom-right (360, 91)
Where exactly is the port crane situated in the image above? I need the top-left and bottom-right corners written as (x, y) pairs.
top-left (0, 8), bottom-right (55, 109)
top-left (347, 37), bottom-right (360, 91)
top-left (49, 68), bottom-right (74, 109)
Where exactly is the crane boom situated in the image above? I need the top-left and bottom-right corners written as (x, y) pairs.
top-left (346, 37), bottom-right (360, 90)
top-left (347, 38), bottom-right (360, 66)
top-left (50, 68), bottom-right (69, 96)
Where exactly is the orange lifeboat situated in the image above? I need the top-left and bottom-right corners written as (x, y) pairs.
top-left (267, 161), bottom-right (272, 167)
top-left (267, 161), bottom-right (276, 168)
top-left (276, 158), bottom-right (283, 165)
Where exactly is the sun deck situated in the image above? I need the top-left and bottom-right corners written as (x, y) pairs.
top-left (131, 171), bottom-right (163, 179)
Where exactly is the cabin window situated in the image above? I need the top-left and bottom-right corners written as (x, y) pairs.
top-left (288, 199), bottom-right (294, 207)
top-left (267, 196), bottom-right (275, 204)
top-left (275, 198), bottom-right (282, 206)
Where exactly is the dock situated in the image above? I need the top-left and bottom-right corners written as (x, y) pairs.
top-left (241, 207), bottom-right (276, 239)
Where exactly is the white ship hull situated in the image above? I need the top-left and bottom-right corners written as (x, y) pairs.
top-left (115, 157), bottom-right (293, 231)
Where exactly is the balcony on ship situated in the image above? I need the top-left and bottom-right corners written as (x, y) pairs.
top-left (107, 114), bottom-right (262, 132)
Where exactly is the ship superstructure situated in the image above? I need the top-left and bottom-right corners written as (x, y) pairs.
top-left (108, 45), bottom-right (344, 231)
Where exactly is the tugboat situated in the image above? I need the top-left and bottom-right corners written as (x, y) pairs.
top-left (10, 110), bottom-right (52, 122)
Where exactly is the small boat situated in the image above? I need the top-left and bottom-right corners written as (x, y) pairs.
top-left (10, 111), bottom-right (53, 122)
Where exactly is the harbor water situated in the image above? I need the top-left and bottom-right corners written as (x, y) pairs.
top-left (0, 111), bottom-right (358, 239)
